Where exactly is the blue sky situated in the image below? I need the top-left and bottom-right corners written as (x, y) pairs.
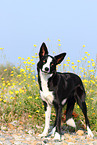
top-left (0, 0), bottom-right (97, 65)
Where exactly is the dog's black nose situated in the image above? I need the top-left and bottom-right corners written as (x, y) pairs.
top-left (45, 67), bottom-right (49, 71)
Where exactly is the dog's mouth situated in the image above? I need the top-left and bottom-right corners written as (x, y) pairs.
top-left (41, 69), bottom-right (55, 75)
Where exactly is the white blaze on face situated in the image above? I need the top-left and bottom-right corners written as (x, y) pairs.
top-left (42, 56), bottom-right (52, 72)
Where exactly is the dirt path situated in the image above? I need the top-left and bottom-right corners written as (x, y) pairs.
top-left (0, 122), bottom-right (97, 145)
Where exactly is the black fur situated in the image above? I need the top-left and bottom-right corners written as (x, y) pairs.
top-left (37, 42), bottom-right (91, 137)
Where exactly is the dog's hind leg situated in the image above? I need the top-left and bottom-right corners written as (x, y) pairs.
top-left (78, 101), bottom-right (93, 137)
top-left (66, 97), bottom-right (76, 128)
top-left (76, 91), bottom-right (94, 137)
top-left (39, 101), bottom-right (51, 137)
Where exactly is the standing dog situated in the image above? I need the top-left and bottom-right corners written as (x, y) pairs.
top-left (37, 42), bottom-right (93, 140)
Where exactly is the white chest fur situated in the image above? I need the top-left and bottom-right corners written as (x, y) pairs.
top-left (40, 71), bottom-right (54, 105)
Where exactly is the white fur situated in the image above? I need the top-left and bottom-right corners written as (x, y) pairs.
top-left (87, 126), bottom-right (94, 137)
top-left (61, 98), bottom-right (67, 105)
top-left (40, 70), bottom-right (54, 105)
top-left (39, 105), bottom-right (51, 137)
top-left (49, 127), bottom-right (56, 136)
top-left (42, 56), bottom-right (53, 72)
top-left (66, 118), bottom-right (76, 128)
top-left (39, 63), bottom-right (54, 137)
top-left (53, 132), bottom-right (61, 140)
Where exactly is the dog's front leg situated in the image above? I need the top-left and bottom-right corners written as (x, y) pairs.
top-left (53, 105), bottom-right (62, 140)
top-left (39, 102), bottom-right (51, 137)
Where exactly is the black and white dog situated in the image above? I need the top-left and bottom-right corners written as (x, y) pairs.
top-left (37, 42), bottom-right (93, 140)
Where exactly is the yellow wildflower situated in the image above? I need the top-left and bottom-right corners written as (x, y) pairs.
top-left (87, 65), bottom-right (90, 67)
top-left (17, 75), bottom-right (21, 77)
top-left (82, 58), bottom-right (85, 60)
top-left (92, 62), bottom-right (95, 66)
top-left (4, 69), bottom-right (7, 72)
top-left (27, 61), bottom-right (31, 64)
top-left (79, 67), bottom-right (82, 69)
top-left (20, 69), bottom-right (25, 72)
top-left (28, 115), bottom-right (32, 118)
top-left (32, 76), bottom-right (35, 79)
top-left (35, 96), bottom-right (39, 99)
top-left (0, 98), bottom-right (2, 101)
top-left (9, 90), bottom-right (14, 95)
top-left (23, 61), bottom-right (26, 64)
top-left (15, 90), bottom-right (19, 94)
top-left (3, 100), bottom-right (6, 103)
top-left (85, 52), bottom-right (88, 54)
top-left (77, 60), bottom-right (81, 63)
top-left (36, 110), bottom-right (39, 113)
top-left (72, 66), bottom-right (75, 70)
top-left (18, 57), bottom-right (21, 59)
top-left (71, 62), bottom-right (74, 65)
top-left (53, 51), bottom-right (56, 54)
top-left (32, 56), bottom-right (35, 58)
top-left (66, 59), bottom-right (70, 62)
top-left (27, 57), bottom-right (30, 60)
top-left (30, 59), bottom-right (34, 61)
top-left (28, 96), bottom-right (32, 99)
top-left (90, 80), bottom-right (95, 84)
top-left (33, 44), bottom-right (37, 47)
top-left (3, 83), bottom-right (5, 86)
top-left (90, 98), bottom-right (94, 100)
top-left (89, 70), bottom-right (94, 72)
top-left (10, 96), bottom-right (15, 100)
top-left (31, 62), bottom-right (35, 65)
top-left (82, 79), bottom-right (88, 83)
top-left (91, 59), bottom-right (94, 61)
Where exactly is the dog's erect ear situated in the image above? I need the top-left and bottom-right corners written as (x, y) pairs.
top-left (54, 53), bottom-right (66, 65)
top-left (39, 42), bottom-right (48, 59)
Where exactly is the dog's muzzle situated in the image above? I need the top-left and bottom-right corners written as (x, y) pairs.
top-left (45, 67), bottom-right (49, 72)
top-left (42, 67), bottom-right (51, 74)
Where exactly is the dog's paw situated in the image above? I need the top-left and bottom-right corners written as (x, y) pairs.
top-left (87, 126), bottom-right (94, 138)
top-left (53, 132), bottom-right (61, 140)
top-left (38, 132), bottom-right (48, 137)
top-left (87, 131), bottom-right (94, 138)
top-left (49, 127), bottom-right (56, 136)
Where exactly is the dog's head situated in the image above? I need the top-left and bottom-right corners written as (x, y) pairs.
top-left (38, 42), bottom-right (66, 74)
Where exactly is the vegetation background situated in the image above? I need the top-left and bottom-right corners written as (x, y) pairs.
top-left (0, 44), bottom-right (97, 135)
